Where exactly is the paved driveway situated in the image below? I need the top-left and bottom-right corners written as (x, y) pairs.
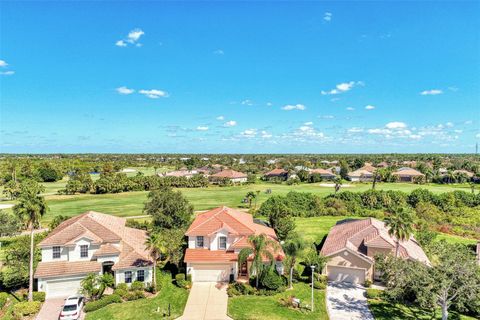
top-left (326, 282), bottom-right (374, 320)
top-left (178, 282), bottom-right (232, 320)
top-left (36, 298), bottom-right (85, 320)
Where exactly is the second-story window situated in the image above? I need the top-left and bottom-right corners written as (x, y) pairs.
top-left (52, 246), bottom-right (61, 259)
top-left (196, 236), bottom-right (204, 248)
top-left (219, 236), bottom-right (227, 250)
top-left (80, 245), bottom-right (89, 258)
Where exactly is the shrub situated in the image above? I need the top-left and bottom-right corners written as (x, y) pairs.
top-left (32, 291), bottom-right (46, 302)
top-left (84, 294), bottom-right (122, 312)
top-left (125, 290), bottom-right (145, 301)
top-left (364, 280), bottom-right (372, 288)
top-left (186, 274), bottom-right (192, 282)
top-left (227, 282), bottom-right (256, 296)
top-left (260, 268), bottom-right (285, 290)
top-left (313, 281), bottom-right (326, 290)
top-left (113, 287), bottom-right (129, 299)
top-left (0, 292), bottom-right (8, 309)
top-left (130, 280), bottom-right (145, 292)
top-left (116, 283), bottom-right (128, 291)
top-left (12, 301), bottom-right (41, 317)
top-left (175, 273), bottom-right (188, 288)
top-left (366, 288), bottom-right (382, 299)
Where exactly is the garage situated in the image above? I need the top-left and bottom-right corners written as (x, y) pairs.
top-left (191, 264), bottom-right (231, 282)
top-left (327, 265), bottom-right (366, 284)
top-left (45, 277), bottom-right (83, 298)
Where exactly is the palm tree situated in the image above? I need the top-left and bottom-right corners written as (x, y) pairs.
top-left (283, 238), bottom-right (305, 289)
top-left (145, 232), bottom-right (161, 291)
top-left (245, 191), bottom-right (256, 208)
top-left (384, 207), bottom-right (415, 257)
top-left (97, 273), bottom-right (114, 298)
top-left (333, 178), bottom-right (342, 194)
top-left (255, 190), bottom-right (260, 209)
top-left (238, 234), bottom-right (280, 288)
top-left (13, 180), bottom-right (48, 302)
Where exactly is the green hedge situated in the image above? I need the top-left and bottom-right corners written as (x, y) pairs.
top-left (84, 294), bottom-right (121, 312)
top-left (366, 288), bottom-right (383, 299)
top-left (13, 301), bottom-right (41, 317)
top-left (33, 291), bottom-right (46, 302)
top-left (0, 292), bottom-right (8, 309)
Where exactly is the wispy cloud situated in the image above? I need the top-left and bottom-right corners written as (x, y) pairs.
top-left (213, 49), bottom-right (224, 55)
top-left (224, 120), bottom-right (237, 127)
top-left (240, 129), bottom-right (257, 138)
top-left (0, 71), bottom-right (14, 76)
top-left (365, 105), bottom-right (375, 110)
top-left (385, 121), bottom-right (407, 129)
top-left (241, 99), bottom-right (254, 106)
top-left (139, 89), bottom-right (168, 99)
top-left (346, 107), bottom-right (355, 111)
top-left (0, 60), bottom-right (8, 67)
top-left (196, 126), bottom-right (209, 131)
top-left (282, 104), bottom-right (306, 111)
top-left (116, 28), bottom-right (145, 47)
top-left (116, 86), bottom-right (135, 95)
top-left (321, 81), bottom-right (363, 95)
top-left (216, 115), bottom-right (225, 121)
top-left (324, 12), bottom-right (332, 22)
top-left (420, 89), bottom-right (443, 95)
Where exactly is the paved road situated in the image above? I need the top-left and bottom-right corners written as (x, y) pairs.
top-left (326, 281), bottom-right (374, 320)
top-left (36, 298), bottom-right (85, 320)
top-left (178, 282), bottom-right (232, 320)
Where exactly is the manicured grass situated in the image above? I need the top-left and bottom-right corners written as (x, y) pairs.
top-left (228, 283), bottom-right (328, 320)
top-left (295, 216), bottom-right (360, 244)
top-left (86, 272), bottom-right (188, 320)
top-left (436, 233), bottom-right (478, 245)
top-left (368, 299), bottom-right (477, 320)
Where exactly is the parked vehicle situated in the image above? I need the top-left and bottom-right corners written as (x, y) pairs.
top-left (59, 295), bottom-right (84, 320)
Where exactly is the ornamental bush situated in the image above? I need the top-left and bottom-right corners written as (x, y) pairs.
top-left (84, 294), bottom-right (121, 312)
top-left (0, 292), bottom-right (8, 309)
top-left (12, 301), bottom-right (41, 317)
top-left (366, 288), bottom-right (383, 299)
top-left (130, 280), bottom-right (145, 292)
top-left (32, 291), bottom-right (46, 302)
top-left (260, 268), bottom-right (285, 291)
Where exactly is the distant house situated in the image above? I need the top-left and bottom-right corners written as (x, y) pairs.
top-left (320, 218), bottom-right (430, 284)
top-left (310, 168), bottom-right (337, 180)
top-left (197, 164), bottom-right (224, 175)
top-left (376, 161), bottom-right (389, 168)
top-left (347, 169), bottom-right (374, 182)
top-left (210, 169), bottom-right (248, 184)
top-left (402, 160), bottom-right (417, 167)
top-left (392, 167), bottom-right (425, 182)
top-left (34, 212), bottom-right (153, 298)
top-left (453, 169), bottom-right (474, 178)
top-left (359, 163), bottom-right (376, 173)
top-left (184, 206), bottom-right (284, 282)
top-left (294, 165), bottom-right (310, 172)
top-left (162, 170), bottom-right (198, 178)
top-left (264, 168), bottom-right (288, 181)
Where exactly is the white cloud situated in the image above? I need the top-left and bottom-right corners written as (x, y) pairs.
top-left (365, 105), bottom-right (375, 110)
top-left (116, 28), bottom-right (145, 47)
top-left (216, 115), bottom-right (225, 121)
top-left (476, 133), bottom-right (480, 139)
top-left (116, 86), bottom-right (135, 95)
top-left (261, 130), bottom-right (272, 138)
top-left (465, 120), bottom-right (473, 125)
top-left (324, 12), bottom-right (332, 22)
top-left (321, 81), bottom-right (363, 95)
top-left (368, 128), bottom-right (391, 135)
top-left (0, 71), bottom-right (14, 76)
top-left (241, 129), bottom-right (257, 138)
top-left (224, 120), bottom-right (237, 127)
top-left (348, 127), bottom-right (364, 133)
top-left (213, 49), bottom-right (224, 55)
top-left (266, 102), bottom-right (273, 107)
top-left (241, 99), bottom-right (254, 106)
top-left (420, 89), bottom-right (443, 95)
top-left (139, 89), bottom-right (168, 99)
top-left (445, 122), bottom-right (454, 127)
top-left (196, 126), bottom-right (209, 131)
top-left (320, 115), bottom-right (334, 119)
top-left (282, 104), bottom-right (306, 111)
top-left (304, 122), bottom-right (313, 126)
top-left (346, 107), bottom-right (355, 111)
top-left (0, 60), bottom-right (8, 67)
top-left (385, 121), bottom-right (407, 129)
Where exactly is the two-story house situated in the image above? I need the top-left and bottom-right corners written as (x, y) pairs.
top-left (320, 218), bottom-right (430, 284)
top-left (184, 206), bottom-right (284, 282)
top-left (34, 211), bottom-right (153, 298)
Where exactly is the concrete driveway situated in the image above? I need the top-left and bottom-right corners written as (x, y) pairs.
top-left (36, 298), bottom-right (85, 320)
top-left (326, 282), bottom-right (374, 320)
top-left (178, 282), bottom-right (232, 320)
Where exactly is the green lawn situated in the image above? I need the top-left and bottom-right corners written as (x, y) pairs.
top-left (368, 299), bottom-right (477, 320)
top-left (228, 283), bottom-right (328, 320)
top-left (86, 272), bottom-right (188, 320)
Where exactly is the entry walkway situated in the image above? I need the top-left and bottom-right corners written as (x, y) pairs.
top-left (178, 282), bottom-right (232, 320)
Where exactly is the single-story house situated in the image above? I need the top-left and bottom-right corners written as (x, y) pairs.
top-left (347, 169), bottom-right (374, 182)
top-left (320, 218), bottom-right (430, 284)
top-left (264, 168), bottom-right (289, 181)
top-left (209, 169), bottom-right (248, 184)
top-left (452, 169), bottom-right (474, 178)
top-left (392, 167), bottom-right (425, 182)
top-left (359, 163), bottom-right (376, 173)
top-left (35, 211), bottom-right (153, 298)
top-left (184, 206), bottom-right (284, 282)
top-left (162, 169), bottom-right (198, 178)
top-left (197, 164), bottom-right (225, 175)
top-left (310, 168), bottom-right (337, 180)
top-left (376, 162), bottom-right (389, 168)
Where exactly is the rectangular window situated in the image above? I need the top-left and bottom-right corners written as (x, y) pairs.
top-left (196, 236), bottom-right (204, 248)
top-left (219, 236), bottom-right (227, 250)
top-left (137, 270), bottom-right (145, 282)
top-left (80, 245), bottom-right (89, 258)
top-left (125, 271), bottom-right (132, 283)
top-left (52, 246), bottom-right (61, 259)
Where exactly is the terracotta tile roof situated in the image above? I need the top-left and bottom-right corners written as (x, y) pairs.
top-left (453, 169), bottom-right (474, 178)
top-left (186, 207), bottom-right (255, 236)
top-left (348, 169), bottom-right (374, 177)
top-left (392, 168), bottom-right (424, 177)
top-left (163, 170), bottom-right (198, 177)
top-left (265, 168), bottom-right (288, 176)
top-left (310, 168), bottom-right (336, 176)
top-left (320, 218), bottom-right (430, 264)
top-left (359, 163), bottom-right (376, 173)
top-left (185, 248), bottom-right (238, 263)
top-left (34, 261), bottom-right (101, 278)
top-left (210, 169), bottom-right (247, 179)
top-left (93, 243), bottom-right (121, 256)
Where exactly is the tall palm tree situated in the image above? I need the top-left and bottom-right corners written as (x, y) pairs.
top-left (333, 178), bottom-right (342, 194)
top-left (283, 238), bottom-right (305, 289)
top-left (384, 207), bottom-right (415, 257)
top-left (238, 234), bottom-right (280, 288)
top-left (145, 232), bottom-right (161, 291)
top-left (13, 180), bottom-right (48, 302)
top-left (245, 191), bottom-right (256, 208)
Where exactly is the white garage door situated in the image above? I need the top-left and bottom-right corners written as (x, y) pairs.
top-left (192, 264), bottom-right (231, 282)
top-left (327, 266), bottom-right (366, 284)
top-left (46, 278), bottom-right (83, 298)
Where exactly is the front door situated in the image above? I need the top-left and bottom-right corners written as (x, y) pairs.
top-left (102, 261), bottom-right (115, 276)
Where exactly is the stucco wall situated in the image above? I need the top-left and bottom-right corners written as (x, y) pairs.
top-left (326, 250), bottom-right (374, 280)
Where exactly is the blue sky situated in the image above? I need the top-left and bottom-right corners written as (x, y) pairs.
top-left (0, 1), bottom-right (479, 153)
